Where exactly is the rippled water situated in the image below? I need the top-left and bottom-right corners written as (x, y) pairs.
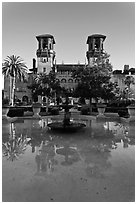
top-left (2, 117), bottom-right (135, 202)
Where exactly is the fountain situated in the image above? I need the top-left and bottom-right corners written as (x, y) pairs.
top-left (56, 143), bottom-right (80, 166)
top-left (47, 96), bottom-right (86, 132)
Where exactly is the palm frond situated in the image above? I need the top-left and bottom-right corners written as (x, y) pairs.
top-left (2, 55), bottom-right (28, 81)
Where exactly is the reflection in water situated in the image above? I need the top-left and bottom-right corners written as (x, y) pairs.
top-left (103, 122), bottom-right (135, 148)
top-left (56, 143), bottom-right (80, 166)
top-left (2, 123), bottom-right (29, 161)
top-left (2, 119), bottom-right (135, 178)
top-left (35, 139), bottom-right (58, 175)
top-left (82, 140), bottom-right (112, 178)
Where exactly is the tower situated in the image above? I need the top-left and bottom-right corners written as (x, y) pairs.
top-left (86, 34), bottom-right (106, 67)
top-left (36, 34), bottom-right (56, 74)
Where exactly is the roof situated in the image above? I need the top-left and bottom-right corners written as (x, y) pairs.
top-left (87, 34), bottom-right (106, 44)
top-left (36, 34), bottom-right (55, 44)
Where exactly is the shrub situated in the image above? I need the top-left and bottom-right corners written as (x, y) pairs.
top-left (40, 107), bottom-right (47, 112)
top-left (24, 111), bottom-right (33, 116)
top-left (39, 107), bottom-right (50, 116)
top-left (105, 107), bottom-right (118, 113)
top-left (78, 97), bottom-right (86, 105)
top-left (24, 107), bottom-right (33, 112)
top-left (108, 100), bottom-right (130, 108)
top-left (33, 95), bottom-right (38, 102)
top-left (117, 108), bottom-right (129, 118)
top-left (92, 107), bottom-right (98, 112)
top-left (50, 107), bottom-right (59, 115)
top-left (39, 112), bottom-right (50, 116)
top-left (81, 106), bottom-right (90, 115)
top-left (7, 108), bottom-right (24, 117)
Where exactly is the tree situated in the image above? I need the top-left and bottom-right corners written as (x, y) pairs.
top-left (72, 52), bottom-right (115, 103)
top-left (124, 75), bottom-right (135, 102)
top-left (28, 71), bottom-right (62, 103)
top-left (27, 78), bottom-right (42, 101)
top-left (2, 55), bottom-right (28, 106)
top-left (124, 75), bottom-right (135, 89)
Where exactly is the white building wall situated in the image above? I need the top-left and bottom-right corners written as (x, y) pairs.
top-left (37, 58), bottom-right (52, 74)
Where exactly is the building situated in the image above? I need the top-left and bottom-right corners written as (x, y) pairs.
top-left (3, 34), bottom-right (135, 103)
top-left (111, 66), bottom-right (135, 96)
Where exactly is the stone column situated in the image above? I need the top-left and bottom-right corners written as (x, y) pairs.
top-left (92, 39), bottom-right (95, 49)
top-left (40, 39), bottom-right (43, 49)
top-left (100, 38), bottom-right (103, 51)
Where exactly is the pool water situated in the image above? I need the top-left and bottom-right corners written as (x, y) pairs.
top-left (2, 117), bottom-right (135, 202)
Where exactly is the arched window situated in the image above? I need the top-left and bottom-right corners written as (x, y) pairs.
top-left (43, 67), bottom-right (46, 73)
top-left (50, 44), bottom-right (52, 50)
top-left (61, 78), bottom-right (66, 83)
top-left (68, 78), bottom-right (73, 83)
top-left (43, 97), bottom-right (46, 103)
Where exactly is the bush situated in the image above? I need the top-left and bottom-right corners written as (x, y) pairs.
top-left (81, 106), bottom-right (90, 115)
top-left (117, 108), bottom-right (129, 118)
top-left (105, 107), bottom-right (118, 113)
top-left (39, 107), bottom-right (49, 116)
top-left (33, 95), bottom-right (38, 102)
top-left (92, 107), bottom-right (98, 112)
top-left (24, 111), bottom-right (33, 116)
top-left (40, 107), bottom-right (47, 112)
top-left (39, 112), bottom-right (50, 116)
top-left (24, 107), bottom-right (33, 112)
top-left (108, 100), bottom-right (130, 108)
top-left (49, 107), bottom-right (59, 115)
top-left (78, 97), bottom-right (86, 105)
top-left (7, 108), bottom-right (24, 117)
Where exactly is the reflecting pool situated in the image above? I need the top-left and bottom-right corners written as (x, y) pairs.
top-left (2, 117), bottom-right (135, 202)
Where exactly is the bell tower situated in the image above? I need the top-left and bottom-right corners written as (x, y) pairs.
top-left (86, 34), bottom-right (106, 67)
top-left (36, 34), bottom-right (56, 74)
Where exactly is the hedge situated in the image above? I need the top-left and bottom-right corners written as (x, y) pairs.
top-left (7, 108), bottom-right (24, 117)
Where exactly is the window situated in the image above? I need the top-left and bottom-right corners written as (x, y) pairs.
top-left (68, 78), bottom-right (73, 83)
top-left (43, 67), bottom-right (46, 73)
top-left (61, 78), bottom-right (66, 83)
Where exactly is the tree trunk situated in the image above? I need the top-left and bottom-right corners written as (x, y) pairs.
top-left (89, 97), bottom-right (92, 114)
top-left (9, 76), bottom-right (12, 105)
top-left (11, 75), bottom-right (16, 106)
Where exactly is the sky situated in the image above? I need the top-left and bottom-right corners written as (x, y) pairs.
top-left (2, 2), bottom-right (135, 70)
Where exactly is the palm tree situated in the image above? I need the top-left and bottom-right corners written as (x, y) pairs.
top-left (2, 55), bottom-right (28, 106)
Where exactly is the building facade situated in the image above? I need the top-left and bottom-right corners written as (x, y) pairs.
top-left (3, 34), bottom-right (135, 103)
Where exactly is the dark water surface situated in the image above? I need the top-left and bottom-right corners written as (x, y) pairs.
top-left (2, 117), bottom-right (135, 202)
